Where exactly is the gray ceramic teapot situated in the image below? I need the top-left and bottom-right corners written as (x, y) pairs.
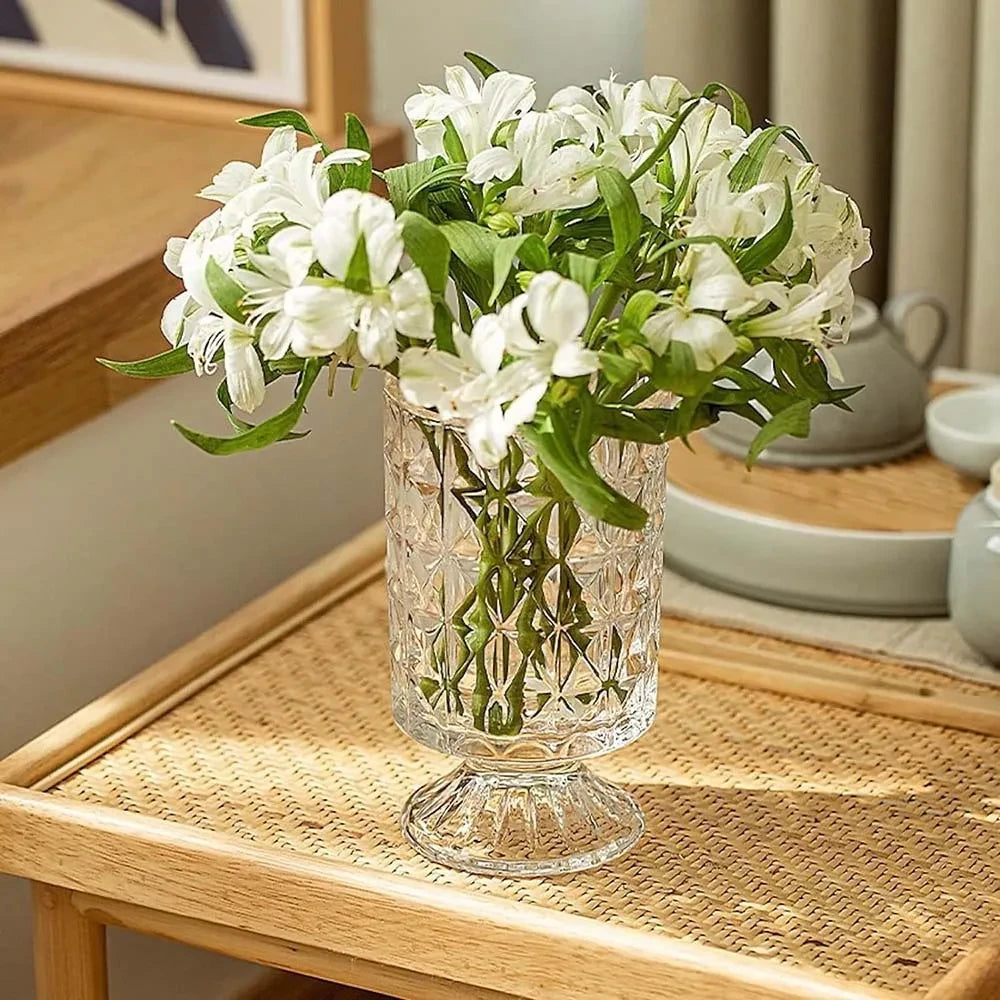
top-left (706, 293), bottom-right (948, 467)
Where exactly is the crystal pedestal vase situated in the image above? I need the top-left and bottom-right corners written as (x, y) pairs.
top-left (383, 381), bottom-right (668, 876)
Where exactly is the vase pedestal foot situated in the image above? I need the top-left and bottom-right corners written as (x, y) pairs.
top-left (401, 760), bottom-right (644, 877)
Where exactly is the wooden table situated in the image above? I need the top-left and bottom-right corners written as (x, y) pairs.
top-left (1, 524), bottom-right (998, 1000)
top-left (0, 99), bottom-right (403, 467)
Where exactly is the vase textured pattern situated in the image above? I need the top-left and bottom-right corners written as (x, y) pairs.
top-left (384, 381), bottom-right (668, 875)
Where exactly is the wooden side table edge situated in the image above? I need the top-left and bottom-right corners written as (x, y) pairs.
top-left (0, 521), bottom-right (388, 790)
top-left (0, 784), bottom-right (895, 1000)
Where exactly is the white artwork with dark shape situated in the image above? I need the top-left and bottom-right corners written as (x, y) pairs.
top-left (0, 0), bottom-right (306, 104)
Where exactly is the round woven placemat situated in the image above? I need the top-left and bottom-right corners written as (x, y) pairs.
top-left (54, 580), bottom-right (999, 996)
top-left (669, 433), bottom-right (981, 533)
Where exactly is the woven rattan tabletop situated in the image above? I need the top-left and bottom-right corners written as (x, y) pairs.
top-left (1, 526), bottom-right (997, 1000)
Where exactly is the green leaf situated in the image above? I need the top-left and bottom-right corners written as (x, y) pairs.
top-left (205, 258), bottom-right (248, 323)
top-left (596, 167), bottom-right (641, 259)
top-left (737, 178), bottom-right (793, 275)
top-left (701, 82), bottom-right (753, 132)
top-left (728, 125), bottom-right (812, 191)
top-left (433, 301), bottom-right (457, 352)
top-left (342, 113), bottom-right (372, 191)
top-left (651, 342), bottom-right (714, 397)
top-left (439, 220), bottom-right (500, 283)
top-left (344, 236), bottom-right (371, 292)
top-left (398, 211), bottom-right (450, 296)
top-left (406, 162), bottom-right (468, 205)
top-left (523, 410), bottom-right (648, 531)
top-left (629, 98), bottom-right (701, 182)
top-left (594, 405), bottom-right (667, 444)
top-left (564, 252), bottom-right (601, 293)
top-left (464, 50), bottom-right (500, 78)
top-left (442, 117), bottom-right (468, 162)
top-left (746, 398), bottom-right (812, 466)
top-left (490, 234), bottom-right (550, 303)
top-left (238, 109), bottom-right (325, 147)
top-left (173, 359), bottom-right (322, 455)
top-left (97, 344), bottom-right (194, 379)
top-left (598, 351), bottom-right (639, 384)
top-left (619, 290), bottom-right (660, 333)
top-left (383, 159), bottom-right (439, 214)
top-left (216, 362), bottom-right (309, 438)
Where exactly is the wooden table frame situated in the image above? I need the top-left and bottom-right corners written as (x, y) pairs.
top-left (0, 523), bottom-right (997, 1000)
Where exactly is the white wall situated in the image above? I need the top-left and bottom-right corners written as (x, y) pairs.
top-left (0, 6), bottom-right (645, 996)
top-left (370, 0), bottom-right (646, 138)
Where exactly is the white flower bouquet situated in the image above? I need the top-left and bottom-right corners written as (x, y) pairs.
top-left (105, 52), bottom-right (869, 532)
top-left (105, 54), bottom-right (872, 874)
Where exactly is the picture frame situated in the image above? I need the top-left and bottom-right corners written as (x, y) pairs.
top-left (0, 0), bottom-right (368, 135)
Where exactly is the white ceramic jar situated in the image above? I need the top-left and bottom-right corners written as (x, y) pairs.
top-left (949, 459), bottom-right (1000, 664)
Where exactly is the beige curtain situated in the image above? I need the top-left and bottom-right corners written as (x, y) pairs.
top-left (644, 0), bottom-right (1000, 372)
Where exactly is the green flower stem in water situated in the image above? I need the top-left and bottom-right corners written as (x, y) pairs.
top-left (421, 420), bottom-right (595, 736)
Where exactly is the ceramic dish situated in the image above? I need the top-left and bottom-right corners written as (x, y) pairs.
top-left (663, 485), bottom-right (951, 616)
top-left (925, 386), bottom-right (1000, 480)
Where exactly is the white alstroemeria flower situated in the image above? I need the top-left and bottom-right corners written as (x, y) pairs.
top-left (166, 211), bottom-right (239, 315)
top-left (623, 76), bottom-right (691, 138)
top-left (286, 189), bottom-right (434, 365)
top-left (742, 256), bottom-right (855, 344)
top-left (642, 244), bottom-right (770, 371)
top-left (468, 110), bottom-right (601, 216)
top-left (404, 66), bottom-right (535, 161)
top-left (198, 126), bottom-right (298, 205)
top-left (466, 109), bottom-right (584, 184)
top-left (548, 75), bottom-right (631, 145)
top-left (175, 310), bottom-right (266, 413)
top-left (805, 184), bottom-right (872, 279)
top-left (399, 318), bottom-right (545, 466)
top-left (687, 162), bottom-right (774, 240)
top-left (643, 307), bottom-right (737, 371)
top-left (668, 99), bottom-right (746, 203)
top-left (503, 272), bottom-right (600, 378)
top-left (601, 141), bottom-right (665, 224)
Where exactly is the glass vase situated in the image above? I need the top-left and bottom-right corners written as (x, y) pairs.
top-left (383, 379), bottom-right (668, 876)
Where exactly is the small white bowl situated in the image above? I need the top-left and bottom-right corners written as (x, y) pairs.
top-left (926, 387), bottom-right (1000, 480)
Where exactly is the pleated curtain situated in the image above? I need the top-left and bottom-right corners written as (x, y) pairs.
top-left (644, 0), bottom-right (1000, 372)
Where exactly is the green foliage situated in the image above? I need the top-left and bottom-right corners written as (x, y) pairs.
top-left (398, 211), bottom-right (451, 296)
top-left (237, 109), bottom-right (326, 148)
top-left (342, 113), bottom-right (372, 191)
top-left (701, 82), bottom-right (753, 132)
top-left (173, 359), bottom-right (322, 455)
top-left (464, 51), bottom-right (499, 78)
top-left (97, 344), bottom-right (194, 379)
top-left (205, 258), bottom-right (248, 323)
top-left (491, 234), bottom-right (549, 303)
top-left (595, 167), bottom-right (641, 259)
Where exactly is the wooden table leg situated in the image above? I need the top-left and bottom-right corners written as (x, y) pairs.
top-left (32, 883), bottom-right (109, 1000)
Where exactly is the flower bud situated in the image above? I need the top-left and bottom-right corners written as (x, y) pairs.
top-left (485, 211), bottom-right (519, 236)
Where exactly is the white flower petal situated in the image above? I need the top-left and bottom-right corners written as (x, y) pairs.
top-left (551, 341), bottom-right (600, 378)
top-left (160, 292), bottom-right (191, 344)
top-left (466, 146), bottom-right (519, 184)
top-left (284, 284), bottom-right (361, 356)
top-left (526, 272), bottom-right (589, 344)
top-left (267, 226), bottom-right (315, 286)
top-left (468, 314), bottom-right (507, 375)
top-left (673, 313), bottom-right (738, 371)
top-left (389, 269), bottom-right (434, 340)
top-left (199, 161), bottom-right (255, 202)
top-left (163, 237), bottom-right (186, 277)
top-left (261, 126), bottom-right (298, 163)
top-left (356, 299), bottom-right (398, 366)
top-left (467, 405), bottom-right (510, 467)
top-left (224, 330), bottom-right (266, 413)
top-left (503, 379), bottom-right (547, 431)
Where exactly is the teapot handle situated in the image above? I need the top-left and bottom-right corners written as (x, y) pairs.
top-left (882, 292), bottom-right (948, 373)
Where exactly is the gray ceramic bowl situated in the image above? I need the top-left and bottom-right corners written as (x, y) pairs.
top-left (926, 387), bottom-right (1000, 481)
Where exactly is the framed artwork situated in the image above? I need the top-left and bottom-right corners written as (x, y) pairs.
top-left (0, 0), bottom-right (368, 133)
